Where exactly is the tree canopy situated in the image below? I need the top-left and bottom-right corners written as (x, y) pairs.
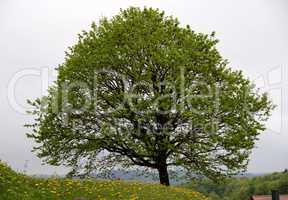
top-left (27, 7), bottom-right (274, 185)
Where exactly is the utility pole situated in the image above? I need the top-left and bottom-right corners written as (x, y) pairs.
top-left (23, 160), bottom-right (29, 174)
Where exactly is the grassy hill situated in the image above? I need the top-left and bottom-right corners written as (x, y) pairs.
top-left (0, 161), bottom-right (208, 200)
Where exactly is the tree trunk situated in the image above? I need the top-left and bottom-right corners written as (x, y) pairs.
top-left (157, 165), bottom-right (170, 186)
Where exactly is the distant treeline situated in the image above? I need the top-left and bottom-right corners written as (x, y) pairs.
top-left (184, 170), bottom-right (288, 200)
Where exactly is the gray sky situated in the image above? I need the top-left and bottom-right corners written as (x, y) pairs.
top-left (0, 0), bottom-right (288, 175)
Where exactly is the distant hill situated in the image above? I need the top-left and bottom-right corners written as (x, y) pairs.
top-left (92, 169), bottom-right (266, 183)
top-left (90, 169), bottom-right (188, 185)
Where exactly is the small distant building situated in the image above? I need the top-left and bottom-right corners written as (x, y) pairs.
top-left (250, 195), bottom-right (288, 200)
top-left (250, 190), bottom-right (288, 200)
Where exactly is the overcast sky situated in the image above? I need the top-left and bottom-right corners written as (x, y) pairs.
top-left (0, 0), bottom-right (287, 175)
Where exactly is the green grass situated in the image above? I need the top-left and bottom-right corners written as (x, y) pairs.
top-left (0, 161), bottom-right (208, 200)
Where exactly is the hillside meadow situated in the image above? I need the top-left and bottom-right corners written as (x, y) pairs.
top-left (0, 161), bottom-right (208, 200)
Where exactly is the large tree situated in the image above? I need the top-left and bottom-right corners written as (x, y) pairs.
top-left (27, 7), bottom-right (273, 186)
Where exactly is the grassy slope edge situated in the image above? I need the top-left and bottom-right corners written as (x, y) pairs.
top-left (0, 161), bottom-right (208, 200)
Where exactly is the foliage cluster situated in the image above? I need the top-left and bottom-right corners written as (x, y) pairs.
top-left (185, 171), bottom-right (288, 200)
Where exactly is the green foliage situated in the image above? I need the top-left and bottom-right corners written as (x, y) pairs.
top-left (0, 161), bottom-right (208, 200)
top-left (185, 171), bottom-right (288, 200)
top-left (26, 7), bottom-right (274, 185)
